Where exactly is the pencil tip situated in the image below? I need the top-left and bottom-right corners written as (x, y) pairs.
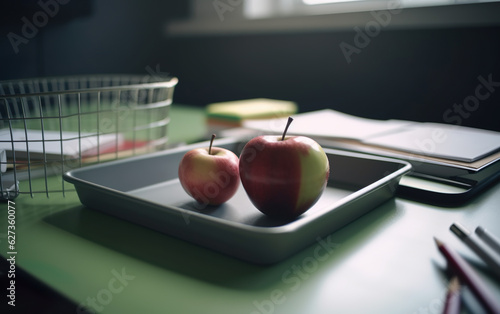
top-left (434, 237), bottom-right (443, 247)
top-left (448, 276), bottom-right (461, 292)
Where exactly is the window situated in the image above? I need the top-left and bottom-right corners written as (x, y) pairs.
top-left (166, 0), bottom-right (500, 36)
top-left (243, 0), bottom-right (500, 19)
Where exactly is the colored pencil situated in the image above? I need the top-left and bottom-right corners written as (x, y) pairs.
top-left (442, 276), bottom-right (461, 314)
top-left (434, 238), bottom-right (500, 314)
top-left (450, 222), bottom-right (500, 279)
top-left (476, 226), bottom-right (500, 256)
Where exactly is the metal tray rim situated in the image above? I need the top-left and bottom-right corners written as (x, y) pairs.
top-left (63, 137), bottom-right (413, 263)
top-left (64, 137), bottom-right (411, 234)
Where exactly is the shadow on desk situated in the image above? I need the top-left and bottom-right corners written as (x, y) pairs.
top-left (0, 256), bottom-right (77, 313)
top-left (43, 199), bottom-right (401, 290)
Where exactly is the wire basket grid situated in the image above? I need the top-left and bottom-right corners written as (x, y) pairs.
top-left (0, 75), bottom-right (178, 199)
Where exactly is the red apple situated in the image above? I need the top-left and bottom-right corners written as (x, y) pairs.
top-left (178, 134), bottom-right (240, 206)
top-left (239, 117), bottom-right (330, 220)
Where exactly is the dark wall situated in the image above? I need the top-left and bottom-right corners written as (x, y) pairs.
top-left (165, 26), bottom-right (500, 132)
top-left (0, 0), bottom-right (188, 78)
top-left (1, 1), bottom-right (499, 132)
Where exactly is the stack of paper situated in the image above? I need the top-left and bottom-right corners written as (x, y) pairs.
top-left (243, 109), bottom-right (500, 173)
top-left (0, 129), bottom-right (123, 161)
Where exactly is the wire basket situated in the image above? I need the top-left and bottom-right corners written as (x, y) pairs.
top-left (0, 74), bottom-right (178, 199)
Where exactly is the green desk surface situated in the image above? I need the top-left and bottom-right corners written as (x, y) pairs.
top-left (1, 105), bottom-right (500, 313)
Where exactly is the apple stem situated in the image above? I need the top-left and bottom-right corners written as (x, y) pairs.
top-left (209, 134), bottom-right (216, 155)
top-left (281, 117), bottom-right (293, 141)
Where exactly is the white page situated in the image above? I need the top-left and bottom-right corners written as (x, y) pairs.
top-left (243, 109), bottom-right (500, 163)
top-left (364, 123), bottom-right (500, 163)
top-left (0, 129), bottom-right (122, 159)
top-left (243, 109), bottom-right (413, 141)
